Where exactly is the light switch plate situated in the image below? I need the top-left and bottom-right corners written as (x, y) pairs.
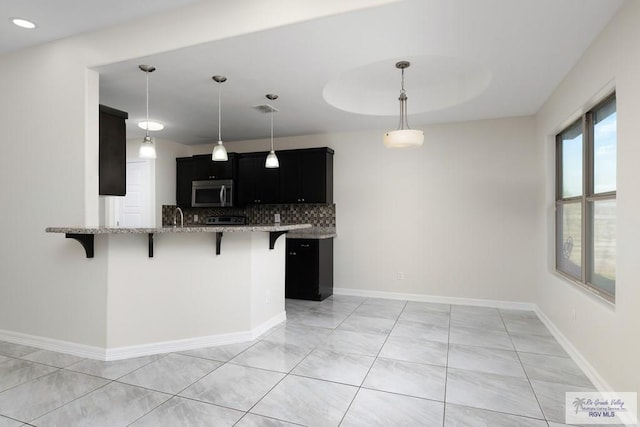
top-left (274, 213), bottom-right (281, 223)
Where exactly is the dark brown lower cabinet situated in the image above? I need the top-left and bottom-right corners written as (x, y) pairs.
top-left (285, 238), bottom-right (333, 301)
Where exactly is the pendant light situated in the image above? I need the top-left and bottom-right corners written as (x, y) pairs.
top-left (138, 65), bottom-right (157, 159)
top-left (212, 75), bottom-right (228, 161)
top-left (265, 94), bottom-right (279, 169)
top-left (383, 61), bottom-right (424, 148)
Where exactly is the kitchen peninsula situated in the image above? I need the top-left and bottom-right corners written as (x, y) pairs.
top-left (45, 223), bottom-right (311, 360)
top-left (46, 223), bottom-right (310, 258)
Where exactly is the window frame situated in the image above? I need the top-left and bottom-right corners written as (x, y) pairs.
top-left (555, 92), bottom-right (616, 303)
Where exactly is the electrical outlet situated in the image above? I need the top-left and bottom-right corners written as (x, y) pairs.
top-left (194, 214), bottom-right (198, 222)
top-left (274, 213), bottom-right (281, 223)
top-left (397, 271), bottom-right (405, 280)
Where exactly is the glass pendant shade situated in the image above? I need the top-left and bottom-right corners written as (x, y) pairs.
top-left (384, 129), bottom-right (424, 148)
top-left (265, 150), bottom-right (279, 168)
top-left (139, 136), bottom-right (157, 159)
top-left (212, 140), bottom-right (228, 161)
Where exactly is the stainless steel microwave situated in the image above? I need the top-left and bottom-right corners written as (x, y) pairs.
top-left (191, 180), bottom-right (234, 207)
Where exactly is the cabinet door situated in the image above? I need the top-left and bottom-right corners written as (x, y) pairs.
top-left (257, 161), bottom-right (280, 204)
top-left (317, 239), bottom-right (334, 299)
top-left (192, 154), bottom-right (234, 180)
top-left (279, 151), bottom-right (302, 203)
top-left (238, 154), bottom-right (279, 205)
top-left (238, 155), bottom-right (258, 205)
top-left (279, 149), bottom-right (333, 204)
top-left (176, 157), bottom-right (194, 207)
top-left (285, 239), bottom-right (320, 300)
top-left (300, 151), bottom-right (327, 203)
top-left (99, 105), bottom-right (128, 196)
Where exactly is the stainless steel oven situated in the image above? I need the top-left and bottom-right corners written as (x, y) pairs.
top-left (191, 180), bottom-right (234, 207)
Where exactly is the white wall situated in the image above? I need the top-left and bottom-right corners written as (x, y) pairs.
top-left (0, 47), bottom-right (108, 348)
top-left (193, 115), bottom-right (543, 303)
top-left (105, 232), bottom-right (284, 350)
top-left (536, 0), bottom-right (640, 395)
top-left (0, 0), bottom-right (395, 350)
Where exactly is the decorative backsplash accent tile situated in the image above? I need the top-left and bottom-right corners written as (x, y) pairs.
top-left (162, 204), bottom-right (336, 228)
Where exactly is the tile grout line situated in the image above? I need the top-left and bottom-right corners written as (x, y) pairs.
top-left (26, 352), bottom-right (172, 425)
top-left (163, 325), bottom-right (287, 423)
top-left (238, 296), bottom-right (366, 425)
top-left (178, 324), bottom-right (288, 425)
top-left (336, 297), bottom-right (408, 426)
top-left (498, 309), bottom-right (549, 424)
top-left (234, 299), bottom-right (457, 425)
top-left (290, 297), bottom-right (367, 426)
top-left (29, 377), bottom-right (115, 425)
top-left (441, 303), bottom-right (453, 427)
top-left (123, 345), bottom-right (285, 425)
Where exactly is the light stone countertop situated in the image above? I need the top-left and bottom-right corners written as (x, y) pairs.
top-left (45, 224), bottom-right (311, 234)
top-left (286, 227), bottom-right (337, 240)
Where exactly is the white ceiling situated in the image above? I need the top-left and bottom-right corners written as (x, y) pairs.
top-left (2, 0), bottom-right (625, 145)
top-left (0, 0), bottom-right (203, 54)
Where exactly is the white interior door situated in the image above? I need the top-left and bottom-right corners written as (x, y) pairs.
top-left (118, 160), bottom-right (152, 227)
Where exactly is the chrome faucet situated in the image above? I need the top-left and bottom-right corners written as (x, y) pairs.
top-left (173, 207), bottom-right (184, 228)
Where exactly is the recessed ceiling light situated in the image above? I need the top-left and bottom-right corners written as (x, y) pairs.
top-left (11, 18), bottom-right (36, 29)
top-left (138, 120), bottom-right (164, 131)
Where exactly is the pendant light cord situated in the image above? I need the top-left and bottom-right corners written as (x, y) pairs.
top-left (217, 83), bottom-right (222, 142)
top-left (270, 108), bottom-right (274, 151)
top-left (145, 70), bottom-right (150, 138)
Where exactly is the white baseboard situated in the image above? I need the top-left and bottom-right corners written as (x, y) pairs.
top-left (0, 329), bottom-right (106, 360)
top-left (250, 311), bottom-right (287, 340)
top-left (534, 307), bottom-right (612, 392)
top-left (106, 311), bottom-right (287, 361)
top-left (534, 309), bottom-right (638, 425)
top-left (333, 287), bottom-right (537, 311)
top-left (0, 311), bottom-right (287, 361)
top-left (104, 331), bottom-right (255, 361)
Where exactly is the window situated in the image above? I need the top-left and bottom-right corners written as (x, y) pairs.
top-left (556, 93), bottom-right (616, 301)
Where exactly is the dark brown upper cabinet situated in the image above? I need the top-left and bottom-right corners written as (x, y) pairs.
top-left (279, 147), bottom-right (333, 204)
top-left (99, 105), bottom-right (128, 196)
top-left (176, 147), bottom-right (333, 207)
top-left (238, 152), bottom-right (280, 205)
top-left (176, 157), bottom-right (194, 208)
top-left (192, 153), bottom-right (236, 181)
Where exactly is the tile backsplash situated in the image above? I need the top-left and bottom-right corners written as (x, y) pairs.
top-left (162, 204), bottom-right (336, 228)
